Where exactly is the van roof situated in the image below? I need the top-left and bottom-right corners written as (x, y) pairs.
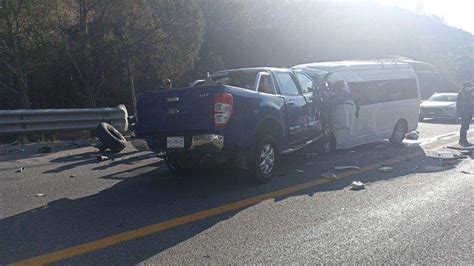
top-left (292, 59), bottom-right (413, 72)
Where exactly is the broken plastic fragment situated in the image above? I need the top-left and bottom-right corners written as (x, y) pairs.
top-left (351, 181), bottom-right (365, 189)
top-left (406, 131), bottom-right (420, 140)
top-left (35, 193), bottom-right (45, 197)
top-left (378, 166), bottom-right (393, 173)
top-left (437, 150), bottom-right (455, 159)
top-left (461, 170), bottom-right (474, 174)
top-left (321, 173), bottom-right (337, 179)
top-left (38, 146), bottom-right (52, 153)
top-left (334, 165), bottom-right (360, 170)
top-left (97, 155), bottom-right (109, 162)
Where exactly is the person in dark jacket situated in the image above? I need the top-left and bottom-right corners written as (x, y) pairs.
top-left (456, 82), bottom-right (474, 146)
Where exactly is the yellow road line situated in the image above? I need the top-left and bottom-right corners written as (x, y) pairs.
top-left (13, 140), bottom-right (457, 265)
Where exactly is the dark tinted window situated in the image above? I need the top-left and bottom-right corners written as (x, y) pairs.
top-left (349, 78), bottom-right (418, 105)
top-left (257, 75), bottom-right (276, 95)
top-left (275, 72), bottom-right (300, 96)
top-left (212, 71), bottom-right (258, 90)
top-left (295, 72), bottom-right (317, 93)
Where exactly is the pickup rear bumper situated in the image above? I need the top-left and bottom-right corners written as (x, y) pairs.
top-left (131, 134), bottom-right (224, 153)
top-left (132, 134), bottom-right (250, 169)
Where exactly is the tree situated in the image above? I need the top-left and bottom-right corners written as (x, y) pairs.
top-left (109, 0), bottom-right (204, 113)
top-left (53, 0), bottom-right (117, 107)
top-left (54, 0), bottom-right (204, 111)
top-left (0, 0), bottom-right (55, 108)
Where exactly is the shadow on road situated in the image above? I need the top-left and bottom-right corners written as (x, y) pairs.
top-left (0, 141), bottom-right (468, 264)
top-left (43, 150), bottom-right (154, 174)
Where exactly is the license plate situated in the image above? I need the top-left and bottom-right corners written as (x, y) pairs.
top-left (166, 136), bottom-right (185, 148)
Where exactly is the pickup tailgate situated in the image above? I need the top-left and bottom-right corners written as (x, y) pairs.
top-left (136, 86), bottom-right (222, 135)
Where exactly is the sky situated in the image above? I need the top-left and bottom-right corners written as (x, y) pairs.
top-left (370, 0), bottom-right (474, 34)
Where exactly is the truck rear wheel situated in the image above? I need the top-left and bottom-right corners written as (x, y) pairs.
top-left (252, 135), bottom-right (279, 183)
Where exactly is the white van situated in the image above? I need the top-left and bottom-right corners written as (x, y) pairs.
top-left (292, 60), bottom-right (421, 149)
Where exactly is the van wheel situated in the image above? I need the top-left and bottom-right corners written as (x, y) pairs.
top-left (252, 135), bottom-right (279, 183)
top-left (389, 120), bottom-right (408, 145)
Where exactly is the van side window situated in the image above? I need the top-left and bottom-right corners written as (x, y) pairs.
top-left (350, 81), bottom-right (378, 105)
top-left (275, 72), bottom-right (300, 96)
top-left (257, 75), bottom-right (276, 95)
top-left (349, 78), bottom-right (418, 105)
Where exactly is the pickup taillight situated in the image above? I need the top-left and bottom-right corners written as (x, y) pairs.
top-left (214, 93), bottom-right (233, 128)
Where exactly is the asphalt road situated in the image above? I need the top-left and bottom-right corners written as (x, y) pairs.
top-left (1, 119), bottom-right (473, 264)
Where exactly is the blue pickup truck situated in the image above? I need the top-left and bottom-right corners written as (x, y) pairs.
top-left (133, 67), bottom-right (331, 182)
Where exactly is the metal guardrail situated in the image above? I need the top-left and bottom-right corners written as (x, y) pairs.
top-left (0, 105), bottom-right (128, 135)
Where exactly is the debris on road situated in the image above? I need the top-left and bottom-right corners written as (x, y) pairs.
top-left (97, 155), bottom-right (110, 162)
top-left (69, 174), bottom-right (76, 178)
top-left (16, 167), bottom-right (25, 173)
top-left (351, 181), bottom-right (365, 190)
top-left (406, 131), bottom-right (420, 140)
top-left (38, 146), bottom-right (52, 153)
top-left (334, 165), bottom-right (360, 170)
top-left (35, 193), bottom-right (45, 197)
top-left (437, 150), bottom-right (455, 159)
top-left (461, 170), bottom-right (474, 174)
top-left (296, 169), bottom-right (304, 173)
top-left (321, 172), bottom-right (338, 179)
top-left (378, 166), bottom-right (393, 173)
top-left (447, 144), bottom-right (474, 150)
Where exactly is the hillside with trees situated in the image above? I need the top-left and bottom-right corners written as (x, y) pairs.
top-left (1, 0), bottom-right (473, 112)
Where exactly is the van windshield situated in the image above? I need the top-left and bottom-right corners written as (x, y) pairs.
top-left (428, 94), bottom-right (457, 102)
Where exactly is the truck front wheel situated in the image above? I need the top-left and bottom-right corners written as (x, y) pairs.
top-left (252, 135), bottom-right (279, 183)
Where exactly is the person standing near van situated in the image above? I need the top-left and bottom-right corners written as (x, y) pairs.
top-left (329, 80), bottom-right (360, 118)
top-left (456, 82), bottom-right (474, 146)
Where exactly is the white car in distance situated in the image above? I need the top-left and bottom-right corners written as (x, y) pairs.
top-left (419, 93), bottom-right (458, 122)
